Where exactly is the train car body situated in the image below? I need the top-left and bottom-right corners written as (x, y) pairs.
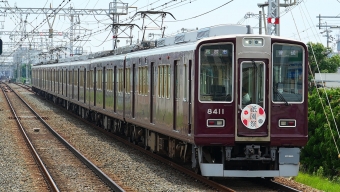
top-left (32, 24), bottom-right (308, 177)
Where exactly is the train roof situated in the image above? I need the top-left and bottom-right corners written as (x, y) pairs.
top-left (33, 24), bottom-right (252, 67)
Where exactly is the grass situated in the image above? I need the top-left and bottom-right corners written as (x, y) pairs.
top-left (295, 172), bottom-right (340, 192)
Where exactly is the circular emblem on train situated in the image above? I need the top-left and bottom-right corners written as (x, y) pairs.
top-left (241, 104), bottom-right (266, 129)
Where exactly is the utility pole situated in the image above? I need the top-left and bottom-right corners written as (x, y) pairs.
top-left (258, 0), bottom-right (296, 36)
top-left (0, 5), bottom-right (113, 57)
top-left (316, 15), bottom-right (340, 49)
top-left (109, 1), bottom-right (128, 50)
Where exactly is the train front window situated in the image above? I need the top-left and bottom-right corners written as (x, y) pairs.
top-left (272, 44), bottom-right (304, 103)
top-left (199, 43), bottom-right (233, 102)
top-left (241, 61), bottom-right (265, 108)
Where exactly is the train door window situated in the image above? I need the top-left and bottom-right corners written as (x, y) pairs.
top-left (241, 61), bottom-right (265, 108)
top-left (114, 66), bottom-right (117, 112)
top-left (184, 64), bottom-right (187, 101)
top-left (144, 66), bottom-right (148, 95)
top-left (125, 68), bottom-right (130, 94)
top-left (132, 64), bottom-right (136, 118)
top-left (106, 69), bottom-right (110, 91)
top-left (84, 69), bottom-right (87, 103)
top-left (100, 69), bottom-right (103, 90)
top-left (175, 61), bottom-right (180, 99)
top-left (87, 70), bottom-right (90, 89)
top-left (43, 69), bottom-right (45, 89)
top-left (117, 69), bottom-right (120, 92)
top-left (62, 69), bottom-right (64, 95)
top-left (69, 70), bottom-right (72, 92)
top-left (77, 69), bottom-right (80, 101)
top-left (138, 67), bottom-right (142, 94)
top-left (122, 68), bottom-right (124, 92)
top-left (199, 43), bottom-right (233, 102)
top-left (54, 69), bottom-right (57, 92)
top-left (74, 69), bottom-right (78, 87)
top-left (80, 70), bottom-right (84, 87)
top-left (104, 68), bottom-right (107, 91)
top-left (67, 69), bottom-right (69, 96)
top-left (167, 65), bottom-right (171, 98)
top-left (97, 69), bottom-right (102, 90)
top-left (52, 69), bottom-right (54, 92)
top-left (158, 66), bottom-right (163, 97)
top-left (69, 70), bottom-right (71, 85)
top-left (91, 70), bottom-right (94, 89)
top-left (57, 70), bottom-right (59, 93)
top-left (107, 69), bottom-right (112, 91)
top-left (118, 68), bottom-right (123, 92)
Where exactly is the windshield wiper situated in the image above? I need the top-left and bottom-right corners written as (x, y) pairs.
top-left (274, 87), bottom-right (289, 106)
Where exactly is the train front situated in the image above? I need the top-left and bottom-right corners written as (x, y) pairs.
top-left (193, 35), bottom-right (308, 177)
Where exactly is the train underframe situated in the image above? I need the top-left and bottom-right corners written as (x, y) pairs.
top-left (36, 89), bottom-right (301, 178)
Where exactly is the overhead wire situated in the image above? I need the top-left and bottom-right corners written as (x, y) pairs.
top-left (1, 0), bottom-right (71, 63)
top-left (296, 0), bottom-right (340, 154)
top-left (163, 0), bottom-right (234, 22)
top-left (301, 0), bottom-right (340, 140)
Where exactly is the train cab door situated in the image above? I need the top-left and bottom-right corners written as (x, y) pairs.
top-left (236, 60), bottom-right (268, 137)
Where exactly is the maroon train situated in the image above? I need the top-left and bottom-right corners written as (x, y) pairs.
top-left (32, 24), bottom-right (308, 177)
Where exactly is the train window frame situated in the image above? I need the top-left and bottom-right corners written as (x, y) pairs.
top-left (125, 68), bottom-right (131, 94)
top-left (240, 61), bottom-right (266, 109)
top-left (167, 64), bottom-right (171, 99)
top-left (198, 42), bottom-right (234, 103)
top-left (138, 67), bottom-right (141, 94)
top-left (157, 64), bottom-right (170, 99)
top-left (271, 43), bottom-right (305, 104)
top-left (183, 64), bottom-right (188, 102)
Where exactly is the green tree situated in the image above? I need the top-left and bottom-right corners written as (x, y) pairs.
top-left (301, 88), bottom-right (340, 177)
top-left (307, 42), bottom-right (340, 76)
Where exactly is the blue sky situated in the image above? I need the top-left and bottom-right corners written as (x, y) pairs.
top-left (2, 0), bottom-right (340, 53)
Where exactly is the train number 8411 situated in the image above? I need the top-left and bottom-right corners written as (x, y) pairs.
top-left (207, 109), bottom-right (224, 115)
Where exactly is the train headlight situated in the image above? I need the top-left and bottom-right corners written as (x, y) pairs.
top-left (207, 119), bottom-right (225, 127)
top-left (279, 119), bottom-right (296, 127)
top-left (243, 38), bottom-right (264, 47)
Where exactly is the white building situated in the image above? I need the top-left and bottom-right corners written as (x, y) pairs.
top-left (314, 68), bottom-right (340, 88)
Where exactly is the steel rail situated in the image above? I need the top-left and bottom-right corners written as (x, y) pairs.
top-left (0, 84), bottom-right (60, 192)
top-left (58, 96), bottom-right (303, 192)
top-left (7, 83), bottom-right (125, 192)
top-left (25, 83), bottom-right (303, 192)
top-left (54, 98), bottom-right (236, 192)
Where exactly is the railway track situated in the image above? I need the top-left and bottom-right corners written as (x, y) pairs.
top-left (1, 83), bottom-right (125, 192)
top-left (12, 84), bottom-right (302, 191)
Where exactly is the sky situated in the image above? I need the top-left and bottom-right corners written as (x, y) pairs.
top-left (1, 0), bottom-right (340, 56)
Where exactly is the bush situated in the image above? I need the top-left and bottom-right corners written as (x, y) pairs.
top-left (301, 88), bottom-right (340, 178)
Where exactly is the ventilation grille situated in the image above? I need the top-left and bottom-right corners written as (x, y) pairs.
top-left (174, 33), bottom-right (185, 44)
top-left (157, 38), bottom-right (165, 47)
top-left (197, 27), bottom-right (210, 40)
